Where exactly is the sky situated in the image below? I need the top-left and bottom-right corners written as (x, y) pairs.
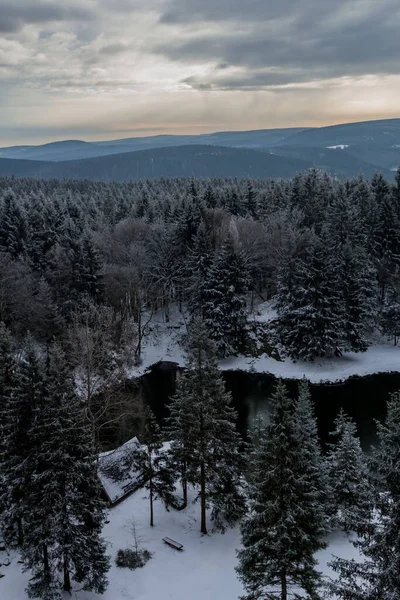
top-left (1, 0), bottom-right (400, 146)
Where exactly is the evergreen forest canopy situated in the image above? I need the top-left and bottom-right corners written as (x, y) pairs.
top-left (2, 169), bottom-right (400, 599)
top-left (1, 169), bottom-right (400, 361)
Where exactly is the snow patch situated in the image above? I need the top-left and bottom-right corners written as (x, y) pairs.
top-left (221, 343), bottom-right (400, 383)
top-left (327, 145), bottom-right (350, 150)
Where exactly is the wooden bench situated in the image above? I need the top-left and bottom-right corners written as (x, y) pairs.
top-left (162, 537), bottom-right (183, 551)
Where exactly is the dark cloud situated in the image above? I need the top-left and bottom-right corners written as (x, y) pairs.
top-left (159, 0), bottom-right (303, 24)
top-left (0, 1), bottom-right (94, 33)
top-left (156, 0), bottom-right (400, 89)
top-left (2, 0), bottom-right (400, 145)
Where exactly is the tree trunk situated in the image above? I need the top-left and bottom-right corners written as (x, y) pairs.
top-left (137, 302), bottom-right (142, 359)
top-left (182, 477), bottom-right (188, 508)
top-left (181, 460), bottom-right (188, 508)
top-left (17, 516), bottom-right (23, 546)
top-left (63, 555), bottom-right (71, 593)
top-left (200, 459), bottom-right (207, 534)
top-left (198, 351), bottom-right (207, 535)
top-left (280, 566), bottom-right (287, 600)
top-left (149, 459), bottom-right (154, 527)
top-left (150, 486), bottom-right (154, 527)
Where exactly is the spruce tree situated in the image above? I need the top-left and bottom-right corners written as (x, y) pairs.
top-left (203, 239), bottom-right (248, 358)
top-left (340, 242), bottom-right (375, 352)
top-left (187, 223), bottom-right (214, 319)
top-left (351, 175), bottom-right (380, 258)
top-left (26, 194), bottom-right (58, 271)
top-left (134, 407), bottom-right (174, 527)
top-left (167, 319), bottom-right (246, 534)
top-left (0, 189), bottom-right (28, 258)
top-left (373, 174), bottom-right (400, 301)
top-left (293, 380), bottom-right (329, 531)
top-left (381, 271), bottom-right (400, 345)
top-left (0, 337), bottom-right (42, 547)
top-left (203, 183), bottom-right (217, 209)
top-left (329, 393), bottom-right (400, 599)
top-left (276, 231), bottom-right (346, 360)
top-left (325, 187), bottom-right (375, 352)
top-left (246, 181), bottom-right (258, 219)
top-left (0, 323), bottom-right (18, 545)
top-left (236, 381), bottom-right (327, 600)
top-left (31, 278), bottom-right (63, 342)
top-left (325, 410), bottom-right (371, 533)
top-left (80, 235), bottom-right (105, 302)
top-left (21, 343), bottom-right (109, 599)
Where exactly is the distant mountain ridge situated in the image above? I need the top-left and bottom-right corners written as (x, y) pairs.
top-left (0, 143), bottom-right (393, 182)
top-left (1, 118), bottom-right (399, 181)
top-left (0, 128), bottom-right (308, 162)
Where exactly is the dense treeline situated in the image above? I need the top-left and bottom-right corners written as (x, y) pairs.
top-left (1, 169), bottom-right (400, 364)
top-left (0, 327), bottom-right (110, 599)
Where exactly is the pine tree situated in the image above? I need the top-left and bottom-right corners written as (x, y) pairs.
top-left (236, 381), bottom-right (327, 600)
top-left (380, 269), bottom-right (400, 345)
top-left (80, 235), bottom-right (104, 302)
top-left (373, 173), bottom-right (400, 301)
top-left (203, 184), bottom-right (217, 209)
top-left (26, 194), bottom-right (58, 271)
top-left (301, 168), bottom-right (329, 230)
top-left (187, 222), bottom-right (214, 318)
top-left (246, 181), bottom-right (258, 219)
top-left (326, 186), bottom-right (375, 352)
top-left (203, 239), bottom-right (248, 358)
top-left (0, 337), bottom-right (42, 547)
top-left (176, 198), bottom-right (203, 248)
top-left (0, 323), bottom-right (18, 544)
top-left (21, 343), bottom-right (109, 599)
top-left (393, 167), bottom-right (400, 221)
top-left (31, 278), bottom-right (63, 342)
top-left (340, 242), bottom-right (375, 352)
top-left (276, 231), bottom-right (346, 360)
top-left (167, 320), bottom-right (246, 534)
top-left (293, 380), bottom-right (330, 531)
top-left (351, 175), bottom-right (380, 258)
top-left (0, 189), bottom-right (28, 258)
top-left (329, 393), bottom-right (400, 600)
top-left (134, 408), bottom-right (174, 527)
top-left (325, 410), bottom-right (371, 533)
top-left (227, 189), bottom-right (242, 216)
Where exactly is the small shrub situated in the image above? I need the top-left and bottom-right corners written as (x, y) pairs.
top-left (115, 548), bottom-right (152, 570)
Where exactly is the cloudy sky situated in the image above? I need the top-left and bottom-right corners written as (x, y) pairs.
top-left (1, 0), bottom-right (400, 145)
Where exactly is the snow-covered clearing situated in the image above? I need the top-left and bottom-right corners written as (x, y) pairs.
top-left (0, 486), bottom-right (359, 600)
top-left (128, 303), bottom-right (400, 384)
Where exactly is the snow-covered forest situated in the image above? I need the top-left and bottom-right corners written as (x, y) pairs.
top-left (1, 169), bottom-right (400, 360)
top-left (2, 169), bottom-right (400, 599)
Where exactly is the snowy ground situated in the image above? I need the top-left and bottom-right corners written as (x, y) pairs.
top-left (0, 486), bottom-right (360, 600)
top-left (221, 343), bottom-right (400, 383)
top-left (128, 303), bottom-right (400, 384)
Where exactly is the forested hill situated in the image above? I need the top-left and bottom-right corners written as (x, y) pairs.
top-left (0, 143), bottom-right (394, 182)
